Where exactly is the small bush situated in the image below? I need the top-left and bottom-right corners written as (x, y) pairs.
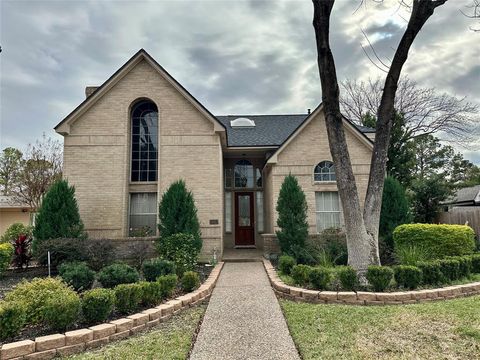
top-left (0, 243), bottom-right (14, 276)
top-left (366, 266), bottom-right (393, 292)
top-left (98, 263), bottom-right (140, 288)
top-left (43, 290), bottom-right (81, 331)
top-left (308, 267), bottom-right (332, 290)
top-left (336, 266), bottom-right (358, 291)
top-left (0, 301), bottom-right (26, 340)
top-left (394, 265), bottom-right (422, 290)
top-left (138, 281), bottom-right (162, 306)
top-left (291, 264), bottom-right (312, 287)
top-left (35, 238), bottom-right (90, 268)
top-left (12, 234), bottom-right (32, 269)
top-left (395, 245), bottom-right (428, 266)
top-left (156, 233), bottom-right (201, 276)
top-left (81, 288), bottom-right (115, 324)
top-left (142, 258), bottom-right (176, 282)
top-left (5, 277), bottom-right (72, 324)
top-left (157, 274), bottom-right (178, 298)
top-left (58, 262), bottom-right (95, 292)
top-left (438, 258), bottom-right (460, 281)
top-left (181, 271), bottom-right (200, 292)
top-left (417, 261), bottom-right (445, 285)
top-left (278, 255), bottom-right (296, 275)
top-left (471, 254), bottom-right (480, 273)
top-left (114, 283), bottom-right (142, 314)
top-left (393, 224), bottom-right (476, 260)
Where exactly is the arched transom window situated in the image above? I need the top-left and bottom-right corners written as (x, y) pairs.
top-left (314, 161), bottom-right (336, 182)
top-left (131, 100), bottom-right (158, 182)
top-left (234, 160), bottom-right (254, 188)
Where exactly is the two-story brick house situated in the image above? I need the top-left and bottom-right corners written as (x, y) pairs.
top-left (55, 49), bottom-right (374, 260)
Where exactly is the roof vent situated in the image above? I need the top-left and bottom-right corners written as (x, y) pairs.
top-left (230, 117), bottom-right (255, 128)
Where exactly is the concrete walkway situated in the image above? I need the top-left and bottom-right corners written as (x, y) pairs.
top-left (190, 262), bottom-right (300, 360)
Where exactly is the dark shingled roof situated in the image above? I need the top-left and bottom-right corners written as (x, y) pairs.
top-left (444, 185), bottom-right (480, 205)
top-left (216, 114), bottom-right (375, 147)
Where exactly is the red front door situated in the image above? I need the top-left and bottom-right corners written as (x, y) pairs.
top-left (235, 192), bottom-right (255, 246)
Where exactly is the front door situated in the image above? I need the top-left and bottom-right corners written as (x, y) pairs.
top-left (235, 192), bottom-right (255, 246)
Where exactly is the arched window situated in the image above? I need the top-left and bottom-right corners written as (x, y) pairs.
top-left (314, 161), bottom-right (336, 182)
top-left (234, 160), bottom-right (254, 188)
top-left (131, 100), bottom-right (158, 182)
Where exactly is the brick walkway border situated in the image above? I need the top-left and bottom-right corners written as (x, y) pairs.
top-left (264, 259), bottom-right (480, 306)
top-left (0, 262), bottom-right (224, 360)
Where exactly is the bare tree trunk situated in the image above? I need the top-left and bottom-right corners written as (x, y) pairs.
top-left (312, 0), bottom-right (447, 273)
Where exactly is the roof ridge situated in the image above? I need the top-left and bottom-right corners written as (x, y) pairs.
top-left (216, 113), bottom-right (309, 117)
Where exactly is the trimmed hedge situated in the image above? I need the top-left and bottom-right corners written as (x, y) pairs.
top-left (157, 274), bottom-right (178, 298)
top-left (0, 301), bottom-right (26, 340)
top-left (394, 265), bottom-right (422, 290)
top-left (58, 262), bottom-right (96, 292)
top-left (142, 258), bottom-right (176, 282)
top-left (114, 283), bottom-right (142, 314)
top-left (291, 264), bottom-right (312, 287)
top-left (393, 224), bottom-right (476, 260)
top-left (471, 254), bottom-right (480, 273)
top-left (308, 267), bottom-right (331, 290)
top-left (181, 271), bottom-right (200, 292)
top-left (336, 266), bottom-right (358, 291)
top-left (81, 288), bottom-right (115, 324)
top-left (278, 255), bottom-right (296, 275)
top-left (366, 266), bottom-right (393, 292)
top-left (417, 261), bottom-right (445, 285)
top-left (98, 263), bottom-right (140, 288)
top-left (43, 290), bottom-right (81, 331)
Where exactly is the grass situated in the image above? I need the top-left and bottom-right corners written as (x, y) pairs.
top-left (65, 304), bottom-right (206, 360)
top-left (281, 296), bottom-right (480, 359)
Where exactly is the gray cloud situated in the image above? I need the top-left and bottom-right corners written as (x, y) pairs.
top-left (1, 0), bottom-right (479, 164)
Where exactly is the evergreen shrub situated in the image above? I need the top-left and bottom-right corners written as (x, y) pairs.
top-left (291, 264), bottom-right (312, 287)
top-left (181, 271), bottom-right (200, 292)
top-left (366, 266), bottom-right (393, 292)
top-left (278, 255), bottom-right (296, 275)
top-left (114, 283), bottom-right (142, 314)
top-left (336, 266), bottom-right (358, 291)
top-left (81, 288), bottom-right (115, 324)
top-left (142, 258), bottom-right (176, 282)
top-left (157, 274), bottom-right (178, 298)
top-left (0, 301), bottom-right (26, 340)
top-left (43, 290), bottom-right (81, 331)
top-left (98, 263), bottom-right (139, 288)
top-left (308, 267), bottom-right (332, 290)
top-left (393, 265), bottom-right (422, 290)
top-left (58, 262), bottom-right (95, 291)
top-left (0, 243), bottom-right (13, 276)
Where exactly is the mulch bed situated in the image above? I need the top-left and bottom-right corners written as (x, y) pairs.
top-left (0, 263), bottom-right (213, 345)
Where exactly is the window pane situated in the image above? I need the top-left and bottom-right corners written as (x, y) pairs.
top-left (131, 101), bottom-right (158, 182)
top-left (315, 191), bottom-right (341, 232)
top-left (238, 195), bottom-right (251, 226)
top-left (256, 192), bottom-right (264, 232)
top-left (314, 161), bottom-right (335, 182)
top-left (129, 193), bottom-right (157, 236)
top-left (225, 192), bottom-right (232, 232)
top-left (234, 160), bottom-right (254, 188)
top-left (256, 168), bottom-right (262, 188)
top-left (225, 168), bottom-right (233, 188)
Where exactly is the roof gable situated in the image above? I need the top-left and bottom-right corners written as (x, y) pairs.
top-left (55, 49), bottom-right (225, 135)
top-left (267, 105), bottom-right (374, 164)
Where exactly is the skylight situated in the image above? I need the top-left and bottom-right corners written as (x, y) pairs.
top-left (230, 117), bottom-right (255, 128)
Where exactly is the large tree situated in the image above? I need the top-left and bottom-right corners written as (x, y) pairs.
top-left (340, 77), bottom-right (479, 146)
top-left (0, 147), bottom-right (23, 196)
top-left (312, 0), bottom-right (449, 275)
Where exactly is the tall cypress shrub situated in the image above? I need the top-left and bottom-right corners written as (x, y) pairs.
top-left (276, 174), bottom-right (310, 263)
top-left (157, 180), bottom-right (201, 249)
top-left (32, 180), bottom-right (85, 254)
top-left (379, 176), bottom-right (411, 264)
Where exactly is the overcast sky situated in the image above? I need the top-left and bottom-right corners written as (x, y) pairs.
top-left (1, 0), bottom-right (479, 163)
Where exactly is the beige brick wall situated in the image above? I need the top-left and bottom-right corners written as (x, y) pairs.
top-left (62, 59), bottom-right (223, 257)
top-left (268, 111), bottom-right (372, 234)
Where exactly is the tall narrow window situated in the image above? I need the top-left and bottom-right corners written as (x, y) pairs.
top-left (314, 161), bottom-right (336, 182)
top-left (315, 192), bottom-right (341, 232)
top-left (131, 100), bottom-right (158, 182)
top-left (256, 191), bottom-right (264, 233)
top-left (129, 193), bottom-right (157, 236)
top-left (225, 192), bottom-right (232, 233)
top-left (234, 160), bottom-right (254, 188)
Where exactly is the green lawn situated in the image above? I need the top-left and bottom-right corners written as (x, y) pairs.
top-left (281, 296), bottom-right (480, 360)
top-left (65, 305), bottom-right (206, 360)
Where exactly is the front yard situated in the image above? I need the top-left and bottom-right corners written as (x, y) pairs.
top-left (65, 304), bottom-right (206, 360)
top-left (281, 296), bottom-right (480, 359)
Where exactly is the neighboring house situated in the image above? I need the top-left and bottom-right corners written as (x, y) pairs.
top-left (0, 196), bottom-right (33, 236)
top-left (54, 49), bottom-right (374, 260)
top-left (443, 185), bottom-right (480, 208)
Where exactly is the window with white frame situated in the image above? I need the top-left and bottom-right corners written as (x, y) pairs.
top-left (315, 191), bottom-right (341, 232)
top-left (256, 191), bottom-right (264, 233)
top-left (314, 161), bottom-right (336, 182)
top-left (129, 193), bottom-right (157, 236)
top-left (225, 192), bottom-right (232, 233)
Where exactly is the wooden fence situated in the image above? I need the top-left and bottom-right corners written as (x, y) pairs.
top-left (438, 206), bottom-right (480, 240)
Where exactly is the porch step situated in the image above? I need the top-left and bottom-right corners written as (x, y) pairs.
top-left (221, 249), bottom-right (264, 263)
